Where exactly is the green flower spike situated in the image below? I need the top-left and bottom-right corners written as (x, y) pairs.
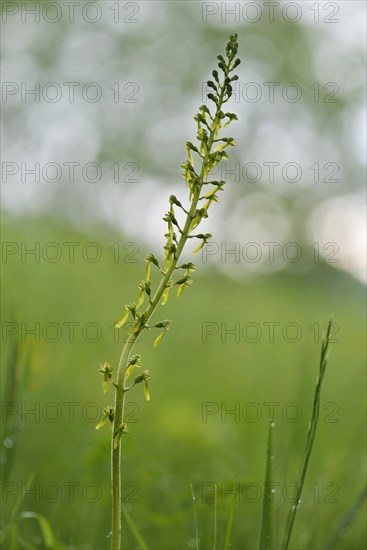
top-left (106, 34), bottom-right (240, 548)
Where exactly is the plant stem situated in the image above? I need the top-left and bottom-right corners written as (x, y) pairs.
top-left (110, 47), bottom-right (236, 550)
top-left (282, 319), bottom-right (333, 550)
top-left (111, 336), bottom-right (136, 549)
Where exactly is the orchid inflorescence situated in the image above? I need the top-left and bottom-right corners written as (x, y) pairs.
top-left (103, 33), bottom-right (240, 550)
top-left (97, 34), bottom-right (240, 430)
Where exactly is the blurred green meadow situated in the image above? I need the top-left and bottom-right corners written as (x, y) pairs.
top-left (1, 216), bottom-right (366, 549)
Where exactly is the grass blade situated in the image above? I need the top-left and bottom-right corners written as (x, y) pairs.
top-left (323, 485), bottom-right (367, 549)
top-left (223, 495), bottom-right (235, 550)
top-left (190, 483), bottom-right (200, 550)
top-left (259, 419), bottom-right (275, 550)
top-left (122, 505), bottom-right (149, 550)
top-left (213, 483), bottom-right (217, 550)
top-left (0, 473), bottom-right (34, 545)
top-left (20, 512), bottom-right (56, 548)
top-left (10, 523), bottom-right (18, 550)
top-left (283, 318), bottom-right (333, 550)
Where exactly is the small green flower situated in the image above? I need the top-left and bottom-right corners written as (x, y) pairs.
top-left (175, 275), bottom-right (193, 297)
top-left (137, 282), bottom-right (146, 309)
top-left (98, 362), bottom-right (113, 393)
top-left (134, 370), bottom-right (151, 402)
top-left (190, 208), bottom-right (208, 232)
top-left (161, 286), bottom-right (170, 306)
top-left (192, 234), bottom-right (212, 254)
top-left (115, 308), bottom-right (129, 329)
top-left (115, 303), bottom-right (136, 328)
top-left (131, 313), bottom-right (147, 335)
top-left (96, 406), bottom-right (114, 430)
top-left (136, 280), bottom-right (151, 309)
top-left (113, 423), bottom-right (129, 449)
top-left (153, 331), bottom-right (165, 347)
top-left (125, 354), bottom-right (142, 380)
top-left (179, 262), bottom-right (196, 272)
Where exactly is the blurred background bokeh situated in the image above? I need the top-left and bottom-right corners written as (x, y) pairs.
top-left (1, 1), bottom-right (366, 549)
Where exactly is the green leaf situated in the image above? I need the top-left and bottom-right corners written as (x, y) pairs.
top-left (19, 512), bottom-right (56, 549)
top-left (122, 505), bottom-right (149, 550)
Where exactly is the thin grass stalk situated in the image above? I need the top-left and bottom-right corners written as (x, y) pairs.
top-left (259, 419), bottom-right (275, 550)
top-left (323, 485), bottom-right (367, 549)
top-left (190, 483), bottom-right (200, 550)
top-left (283, 318), bottom-right (333, 550)
top-left (122, 505), bottom-right (149, 550)
top-left (223, 495), bottom-right (235, 550)
top-left (213, 483), bottom-right (217, 550)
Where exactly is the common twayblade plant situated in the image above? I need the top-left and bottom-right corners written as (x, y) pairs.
top-left (96, 35), bottom-right (241, 550)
